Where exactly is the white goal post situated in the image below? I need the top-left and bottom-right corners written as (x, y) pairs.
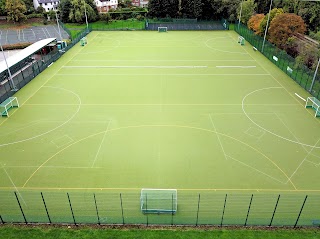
top-left (140, 188), bottom-right (177, 214)
top-left (305, 97), bottom-right (320, 117)
top-left (0, 97), bottom-right (19, 117)
top-left (158, 27), bottom-right (168, 33)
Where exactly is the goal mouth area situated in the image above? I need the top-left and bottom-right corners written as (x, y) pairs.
top-left (140, 188), bottom-right (177, 214)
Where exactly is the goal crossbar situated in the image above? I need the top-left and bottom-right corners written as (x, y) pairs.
top-left (158, 27), bottom-right (168, 32)
top-left (305, 97), bottom-right (320, 117)
top-left (0, 97), bottom-right (19, 117)
top-left (140, 188), bottom-right (177, 214)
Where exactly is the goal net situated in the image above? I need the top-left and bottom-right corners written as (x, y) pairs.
top-left (238, 36), bottom-right (245, 45)
top-left (305, 97), bottom-right (320, 117)
top-left (158, 27), bottom-right (168, 33)
top-left (0, 97), bottom-right (19, 117)
top-left (140, 188), bottom-right (177, 214)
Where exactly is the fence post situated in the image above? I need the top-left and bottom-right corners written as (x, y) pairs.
top-left (93, 193), bottom-right (100, 225)
top-left (41, 192), bottom-right (51, 224)
top-left (269, 194), bottom-right (280, 226)
top-left (196, 194), bottom-right (201, 226)
top-left (220, 194), bottom-right (227, 227)
top-left (0, 215), bottom-right (4, 224)
top-left (244, 194), bottom-right (253, 226)
top-left (14, 192), bottom-right (27, 224)
top-left (120, 193), bottom-right (125, 225)
top-left (67, 193), bottom-right (76, 226)
top-left (294, 195), bottom-right (308, 228)
top-left (171, 193), bottom-right (174, 226)
top-left (145, 194), bottom-right (148, 226)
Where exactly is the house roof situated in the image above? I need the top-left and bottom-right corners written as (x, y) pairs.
top-left (0, 38), bottom-right (56, 75)
top-left (38, 0), bottom-right (60, 4)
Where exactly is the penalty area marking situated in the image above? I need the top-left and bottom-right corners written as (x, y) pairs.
top-left (216, 66), bottom-right (256, 68)
top-left (295, 93), bottom-right (306, 102)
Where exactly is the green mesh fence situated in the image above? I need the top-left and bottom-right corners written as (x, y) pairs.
top-left (235, 23), bottom-right (320, 100)
top-left (145, 18), bottom-right (229, 31)
top-left (0, 190), bottom-right (319, 226)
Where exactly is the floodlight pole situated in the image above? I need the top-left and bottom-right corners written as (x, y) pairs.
top-left (261, 0), bottom-right (273, 53)
top-left (238, 0), bottom-right (244, 30)
top-left (0, 43), bottom-right (18, 91)
top-left (84, 0), bottom-right (89, 32)
top-left (309, 57), bottom-right (320, 93)
top-left (50, 0), bottom-right (63, 41)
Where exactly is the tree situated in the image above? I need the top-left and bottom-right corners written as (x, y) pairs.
top-left (206, 0), bottom-right (241, 22)
top-left (180, 0), bottom-right (203, 18)
top-left (238, 0), bottom-right (256, 25)
top-left (268, 13), bottom-right (306, 49)
top-left (22, 0), bottom-right (34, 14)
top-left (259, 8), bottom-right (283, 36)
top-left (247, 13), bottom-right (264, 35)
top-left (148, 0), bottom-right (164, 18)
top-left (148, 0), bottom-right (179, 18)
top-left (0, 0), bottom-right (6, 15)
top-left (6, 0), bottom-right (27, 22)
top-left (59, 0), bottom-right (72, 22)
top-left (68, 0), bottom-right (97, 23)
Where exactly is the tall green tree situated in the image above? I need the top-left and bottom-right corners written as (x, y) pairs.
top-left (6, 0), bottom-right (27, 22)
top-left (163, 0), bottom-right (179, 18)
top-left (180, 0), bottom-right (203, 18)
top-left (68, 0), bottom-right (97, 23)
top-left (148, 0), bottom-right (165, 18)
top-left (259, 8), bottom-right (283, 36)
top-left (238, 0), bottom-right (256, 24)
top-left (0, 0), bottom-right (6, 15)
top-left (22, 0), bottom-right (34, 14)
top-left (59, 0), bottom-right (72, 22)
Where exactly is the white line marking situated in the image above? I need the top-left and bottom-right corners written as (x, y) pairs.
top-left (1, 165), bottom-right (27, 206)
top-left (242, 87), bottom-right (320, 149)
top-left (216, 66), bottom-right (256, 68)
top-left (57, 73), bottom-right (270, 76)
top-left (63, 66), bottom-right (208, 69)
top-left (226, 155), bottom-right (285, 184)
top-left (91, 121), bottom-right (111, 168)
top-left (0, 86), bottom-right (81, 148)
top-left (209, 114), bottom-right (228, 160)
top-left (295, 93), bottom-right (306, 102)
top-left (286, 137), bottom-right (320, 183)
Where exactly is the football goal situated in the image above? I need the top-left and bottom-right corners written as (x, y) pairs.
top-left (0, 97), bottom-right (19, 117)
top-left (305, 97), bottom-right (320, 117)
top-left (158, 27), bottom-right (168, 33)
top-left (238, 36), bottom-right (245, 45)
top-left (140, 188), bottom-right (177, 214)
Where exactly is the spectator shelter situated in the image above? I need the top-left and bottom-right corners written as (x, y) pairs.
top-left (0, 38), bottom-right (57, 103)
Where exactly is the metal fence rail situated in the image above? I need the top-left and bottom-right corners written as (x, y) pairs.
top-left (235, 23), bottom-right (320, 100)
top-left (0, 191), bottom-right (319, 227)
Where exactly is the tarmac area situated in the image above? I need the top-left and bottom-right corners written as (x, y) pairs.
top-left (0, 24), bottom-right (69, 45)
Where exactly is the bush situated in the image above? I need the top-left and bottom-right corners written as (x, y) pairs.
top-left (26, 13), bottom-right (43, 19)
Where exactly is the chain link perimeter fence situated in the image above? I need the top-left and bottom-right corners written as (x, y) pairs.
top-left (0, 26), bottom-right (90, 103)
top-left (0, 191), bottom-right (320, 227)
top-left (235, 23), bottom-right (320, 100)
top-left (146, 18), bottom-right (229, 31)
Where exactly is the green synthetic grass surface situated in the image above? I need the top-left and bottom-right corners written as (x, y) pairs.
top-left (1, 31), bottom-right (320, 225)
top-left (1, 226), bottom-right (320, 239)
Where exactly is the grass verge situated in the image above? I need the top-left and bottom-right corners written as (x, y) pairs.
top-left (0, 225), bottom-right (320, 239)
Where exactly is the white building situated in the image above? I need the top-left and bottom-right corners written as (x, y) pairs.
top-left (132, 0), bottom-right (148, 8)
top-left (33, 0), bottom-right (60, 12)
top-left (95, 0), bottom-right (118, 13)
